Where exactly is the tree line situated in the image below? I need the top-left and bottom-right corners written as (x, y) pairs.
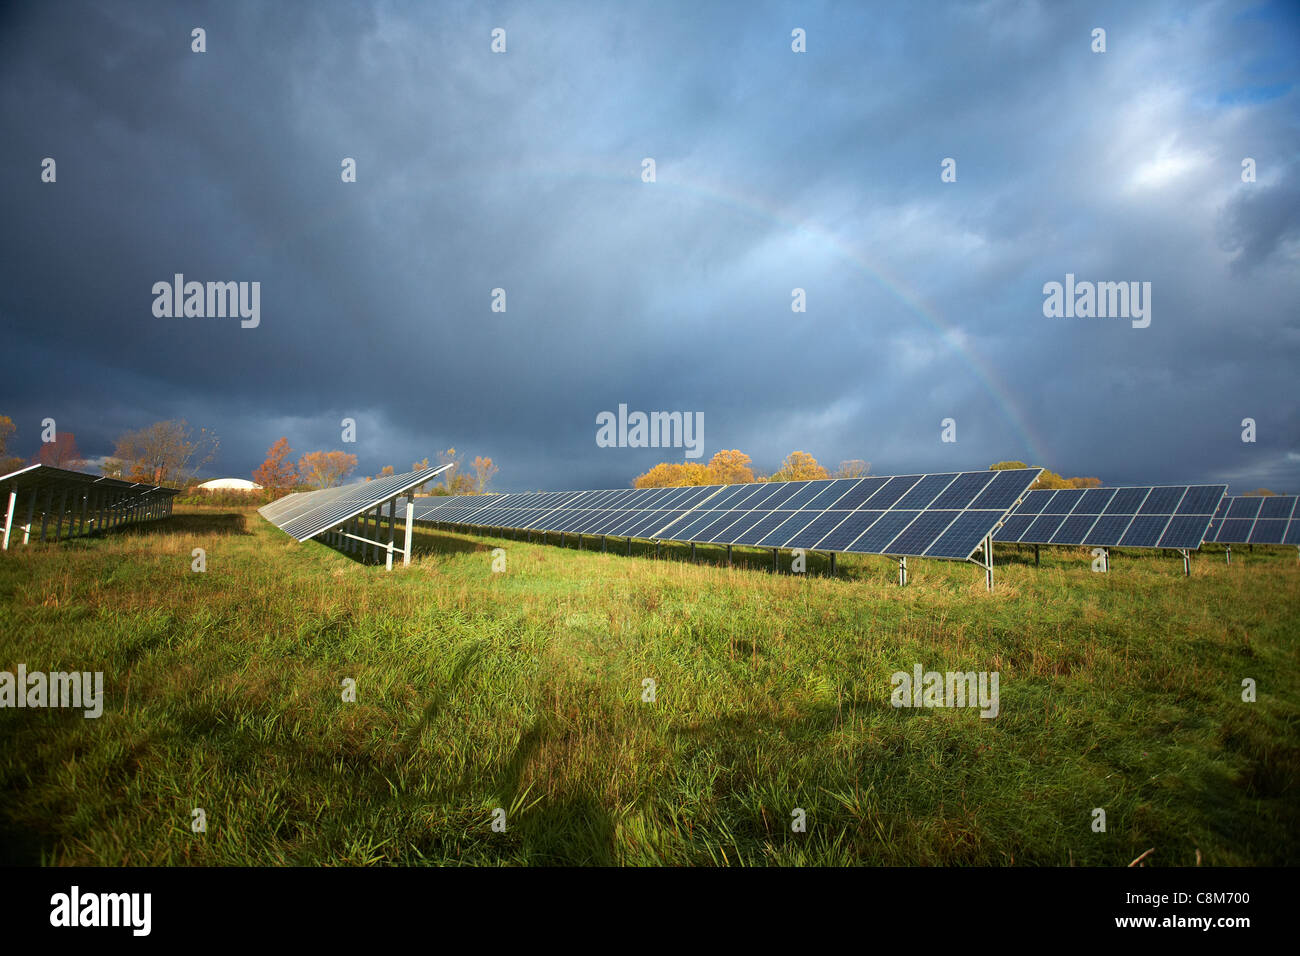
top-left (253, 440), bottom-right (498, 498)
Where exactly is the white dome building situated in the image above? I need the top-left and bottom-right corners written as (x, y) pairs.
top-left (197, 478), bottom-right (263, 491)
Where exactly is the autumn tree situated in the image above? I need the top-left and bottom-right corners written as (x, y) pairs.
top-left (0, 415), bottom-right (24, 473)
top-left (633, 461), bottom-right (712, 488)
top-left (297, 450), bottom-right (359, 488)
top-left (1241, 488), bottom-right (1276, 496)
top-left (990, 461), bottom-right (1101, 491)
top-left (435, 447), bottom-right (463, 492)
top-left (113, 420), bottom-right (219, 486)
top-left (253, 438), bottom-right (297, 498)
top-left (471, 456), bottom-right (498, 493)
top-left (770, 451), bottom-right (829, 482)
top-left (835, 459), bottom-right (870, 479)
top-left (707, 450), bottom-right (755, 484)
top-left (377, 465), bottom-right (395, 478)
top-left (33, 432), bottom-right (84, 469)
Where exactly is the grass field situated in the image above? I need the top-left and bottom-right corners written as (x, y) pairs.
top-left (1, 504), bottom-right (1296, 866)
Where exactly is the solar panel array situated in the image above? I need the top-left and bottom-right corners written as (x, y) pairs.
top-left (994, 485), bottom-right (1226, 550)
top-left (259, 463), bottom-right (451, 542)
top-left (1206, 495), bottom-right (1300, 545)
top-left (402, 468), bottom-right (1041, 561)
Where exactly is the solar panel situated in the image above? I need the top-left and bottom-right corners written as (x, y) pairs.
top-left (410, 468), bottom-right (1041, 564)
top-left (259, 463), bottom-right (452, 543)
top-left (994, 485), bottom-right (1227, 550)
top-left (1, 463), bottom-right (180, 549)
top-left (1206, 495), bottom-right (1299, 545)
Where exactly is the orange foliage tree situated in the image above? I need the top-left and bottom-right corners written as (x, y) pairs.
top-left (298, 450), bottom-right (358, 488)
top-left (770, 450), bottom-right (829, 482)
top-left (253, 438), bottom-right (297, 497)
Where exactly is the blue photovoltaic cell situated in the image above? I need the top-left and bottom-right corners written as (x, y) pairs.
top-left (1105, 488), bottom-right (1150, 514)
top-left (883, 510), bottom-right (960, 555)
top-left (784, 511), bottom-right (852, 550)
top-left (1247, 519), bottom-right (1286, 544)
top-left (994, 514), bottom-right (1035, 542)
top-left (733, 511), bottom-right (795, 546)
top-left (861, 476), bottom-right (921, 509)
top-left (847, 510), bottom-right (919, 553)
top-left (1044, 489), bottom-right (1087, 514)
top-left (1286, 521), bottom-right (1300, 545)
top-left (403, 468), bottom-right (1040, 563)
top-left (756, 511), bottom-right (813, 547)
top-left (1087, 514), bottom-right (1134, 546)
top-left (925, 511), bottom-right (1004, 559)
top-left (1217, 518), bottom-right (1257, 542)
top-left (1157, 515), bottom-right (1215, 548)
top-left (779, 482), bottom-right (827, 510)
top-left (1013, 489), bottom-right (1056, 516)
top-left (1138, 487), bottom-right (1186, 515)
top-left (1001, 484), bottom-right (1224, 551)
top-left (1050, 514), bottom-right (1100, 545)
top-left (824, 479), bottom-right (880, 511)
top-left (894, 474), bottom-right (958, 510)
top-left (1175, 486), bottom-right (1223, 515)
top-left (922, 472), bottom-right (992, 509)
top-left (1119, 515), bottom-right (1170, 547)
top-left (1226, 497), bottom-right (1263, 519)
top-left (1259, 496), bottom-right (1297, 520)
top-left (969, 471), bottom-right (1039, 510)
top-left (816, 510), bottom-right (885, 551)
top-left (1024, 513), bottom-right (1067, 542)
top-left (1076, 488), bottom-right (1117, 513)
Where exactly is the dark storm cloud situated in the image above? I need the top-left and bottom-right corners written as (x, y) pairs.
top-left (1, 0), bottom-right (1297, 492)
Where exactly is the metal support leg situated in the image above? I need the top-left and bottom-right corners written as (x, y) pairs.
top-left (602, 535), bottom-right (607, 552)
top-left (2, 489), bottom-right (15, 550)
top-left (1104, 548), bottom-right (1110, 572)
top-left (1034, 544), bottom-right (1039, 567)
top-left (386, 498), bottom-right (396, 570)
top-left (772, 548), bottom-right (778, 572)
top-left (1225, 545), bottom-right (1231, 565)
top-left (578, 534), bottom-right (583, 550)
top-left (23, 489), bottom-right (36, 544)
top-left (627, 537), bottom-right (631, 556)
top-left (898, 556), bottom-right (907, 587)
top-left (727, 544), bottom-right (732, 567)
top-left (983, 535), bottom-right (994, 592)
top-left (561, 532), bottom-right (565, 548)
top-left (403, 501), bottom-right (414, 566)
top-left (690, 541), bottom-right (696, 562)
top-left (829, 553), bottom-right (836, 576)
top-left (1181, 549), bottom-right (1190, 577)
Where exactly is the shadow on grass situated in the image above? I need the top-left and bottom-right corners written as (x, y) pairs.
top-left (106, 513), bottom-right (250, 538)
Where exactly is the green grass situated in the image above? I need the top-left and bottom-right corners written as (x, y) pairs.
top-left (1, 505), bottom-right (1296, 865)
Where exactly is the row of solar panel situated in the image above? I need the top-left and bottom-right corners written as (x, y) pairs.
top-left (1206, 495), bottom-right (1300, 545)
top-left (994, 485), bottom-right (1227, 550)
top-left (258, 465), bottom-right (451, 541)
top-left (402, 469), bottom-right (1041, 560)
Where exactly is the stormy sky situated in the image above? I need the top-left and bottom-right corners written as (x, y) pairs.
top-left (2, 0), bottom-right (1297, 493)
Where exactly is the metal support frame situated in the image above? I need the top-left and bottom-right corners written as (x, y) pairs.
top-left (1180, 548), bottom-right (1190, 577)
top-left (1225, 544), bottom-right (1231, 565)
top-left (1034, 544), bottom-right (1040, 567)
top-left (975, 534), bottom-right (994, 591)
top-left (898, 555), bottom-right (908, 587)
top-left (772, 547), bottom-right (778, 572)
top-left (726, 544), bottom-right (733, 567)
top-left (690, 541), bottom-right (696, 562)
top-left (829, 552), bottom-right (836, 576)
top-left (2, 489), bottom-right (15, 550)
